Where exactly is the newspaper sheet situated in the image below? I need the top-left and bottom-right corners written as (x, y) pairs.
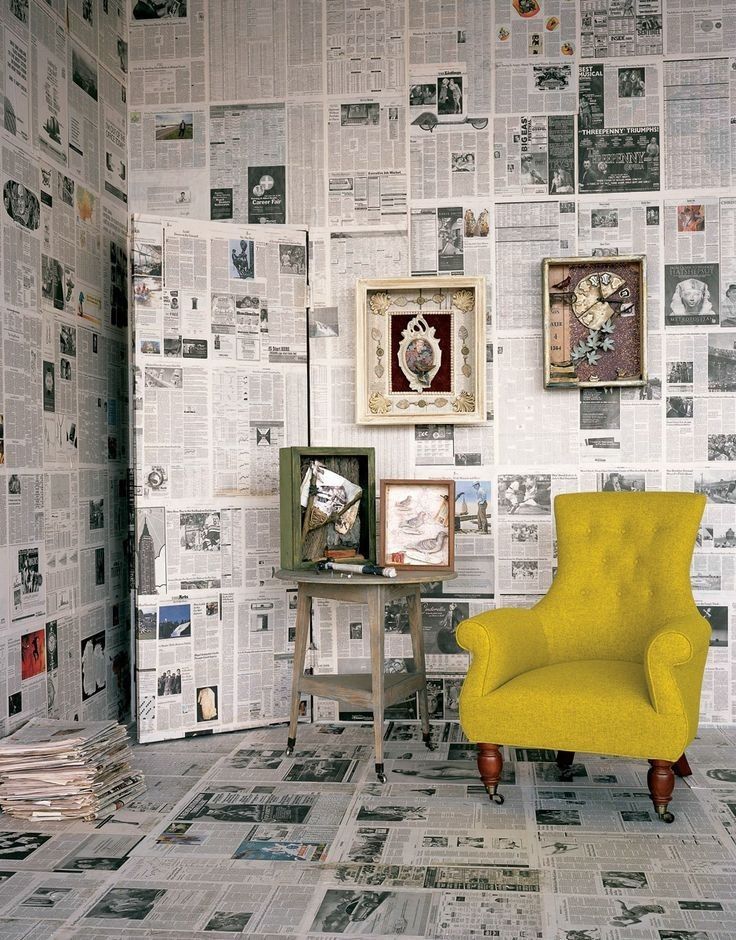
top-left (663, 56), bottom-right (736, 190)
top-left (328, 98), bottom-right (407, 227)
top-left (408, 0), bottom-right (492, 114)
top-left (495, 62), bottom-right (577, 115)
top-left (494, 0), bottom-right (576, 63)
top-left (666, 0), bottom-right (736, 55)
top-left (581, 0), bottom-right (663, 58)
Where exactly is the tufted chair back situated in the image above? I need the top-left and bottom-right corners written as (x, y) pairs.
top-left (536, 492), bottom-right (705, 664)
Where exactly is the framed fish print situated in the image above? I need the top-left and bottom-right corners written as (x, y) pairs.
top-left (542, 255), bottom-right (647, 389)
top-left (380, 479), bottom-right (455, 570)
top-left (356, 276), bottom-right (486, 425)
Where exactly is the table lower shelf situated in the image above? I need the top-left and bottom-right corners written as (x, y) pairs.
top-left (297, 672), bottom-right (426, 709)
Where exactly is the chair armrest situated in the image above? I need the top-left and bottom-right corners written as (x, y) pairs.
top-left (456, 608), bottom-right (550, 699)
top-left (644, 614), bottom-right (711, 724)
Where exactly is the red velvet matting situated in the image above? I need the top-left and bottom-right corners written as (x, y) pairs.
top-left (389, 312), bottom-right (453, 393)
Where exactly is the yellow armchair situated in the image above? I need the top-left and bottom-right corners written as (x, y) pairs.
top-left (457, 491), bottom-right (709, 822)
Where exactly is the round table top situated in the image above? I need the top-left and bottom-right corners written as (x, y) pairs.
top-left (276, 567), bottom-right (457, 586)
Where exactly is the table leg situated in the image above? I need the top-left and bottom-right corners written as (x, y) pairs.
top-left (407, 586), bottom-right (433, 751)
top-left (286, 587), bottom-right (311, 756)
top-left (368, 587), bottom-right (386, 782)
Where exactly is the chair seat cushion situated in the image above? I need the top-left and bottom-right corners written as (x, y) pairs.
top-left (460, 660), bottom-right (689, 761)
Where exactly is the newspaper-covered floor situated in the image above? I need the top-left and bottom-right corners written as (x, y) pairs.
top-left (0, 722), bottom-right (734, 938)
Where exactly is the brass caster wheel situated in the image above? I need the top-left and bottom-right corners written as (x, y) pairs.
top-left (491, 793), bottom-right (505, 805)
top-left (658, 810), bottom-right (674, 823)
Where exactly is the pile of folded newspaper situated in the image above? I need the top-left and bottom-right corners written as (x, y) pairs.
top-left (0, 718), bottom-right (144, 820)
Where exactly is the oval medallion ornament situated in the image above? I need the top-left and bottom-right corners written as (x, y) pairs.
top-left (398, 314), bottom-right (442, 392)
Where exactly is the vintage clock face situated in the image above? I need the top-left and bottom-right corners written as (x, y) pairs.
top-left (571, 272), bottom-right (633, 330)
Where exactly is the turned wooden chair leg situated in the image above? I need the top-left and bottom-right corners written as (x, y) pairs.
top-left (556, 750), bottom-right (575, 777)
top-left (673, 752), bottom-right (692, 777)
top-left (648, 759), bottom-right (675, 823)
top-left (477, 743), bottom-right (504, 805)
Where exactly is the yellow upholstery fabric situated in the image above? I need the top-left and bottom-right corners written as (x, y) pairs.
top-left (458, 492), bottom-right (709, 762)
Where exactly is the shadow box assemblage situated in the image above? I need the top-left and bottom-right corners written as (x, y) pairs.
top-left (543, 255), bottom-right (647, 389)
top-left (279, 447), bottom-right (376, 571)
top-left (356, 276), bottom-right (486, 425)
top-left (380, 479), bottom-right (455, 571)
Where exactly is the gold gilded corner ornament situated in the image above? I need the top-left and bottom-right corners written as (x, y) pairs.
top-left (451, 390), bottom-right (476, 413)
top-left (369, 291), bottom-right (392, 316)
top-left (368, 392), bottom-right (391, 414)
top-left (452, 288), bottom-right (475, 312)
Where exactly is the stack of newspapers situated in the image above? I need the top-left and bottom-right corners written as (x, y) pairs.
top-left (0, 719), bottom-right (144, 820)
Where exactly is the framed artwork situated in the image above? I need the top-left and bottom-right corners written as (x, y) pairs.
top-left (380, 479), bottom-right (455, 570)
top-left (279, 447), bottom-right (376, 570)
top-left (542, 255), bottom-right (647, 389)
top-left (356, 276), bottom-right (486, 424)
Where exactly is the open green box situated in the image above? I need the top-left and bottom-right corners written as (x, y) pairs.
top-left (279, 447), bottom-right (376, 570)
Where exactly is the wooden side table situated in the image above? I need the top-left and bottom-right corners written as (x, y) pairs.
top-left (277, 568), bottom-right (457, 782)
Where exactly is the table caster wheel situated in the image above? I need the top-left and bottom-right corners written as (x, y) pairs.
top-left (285, 747), bottom-right (293, 757)
top-left (422, 732), bottom-right (435, 751)
top-left (285, 737), bottom-right (296, 757)
top-left (377, 773), bottom-right (387, 784)
top-left (658, 810), bottom-right (674, 823)
top-left (491, 793), bottom-right (505, 805)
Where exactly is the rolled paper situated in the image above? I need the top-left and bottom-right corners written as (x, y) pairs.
top-left (317, 561), bottom-right (397, 579)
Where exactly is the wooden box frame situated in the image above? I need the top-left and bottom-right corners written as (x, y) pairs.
top-left (356, 276), bottom-right (486, 425)
top-left (279, 447), bottom-right (376, 570)
top-left (542, 255), bottom-right (647, 389)
top-left (380, 479), bottom-right (455, 570)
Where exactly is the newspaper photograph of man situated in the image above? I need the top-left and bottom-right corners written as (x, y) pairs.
top-left (154, 112), bottom-right (193, 140)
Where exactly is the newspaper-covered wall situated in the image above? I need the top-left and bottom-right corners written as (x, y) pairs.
top-left (129, 0), bottom-right (736, 730)
top-left (0, 0), bottom-right (130, 736)
top-left (131, 213), bottom-right (308, 742)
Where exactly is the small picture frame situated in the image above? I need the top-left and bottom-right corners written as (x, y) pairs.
top-left (380, 479), bottom-right (455, 570)
top-left (356, 276), bottom-right (486, 424)
top-left (542, 255), bottom-right (647, 389)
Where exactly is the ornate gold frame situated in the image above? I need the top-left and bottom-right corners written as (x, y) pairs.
top-left (356, 276), bottom-right (486, 425)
